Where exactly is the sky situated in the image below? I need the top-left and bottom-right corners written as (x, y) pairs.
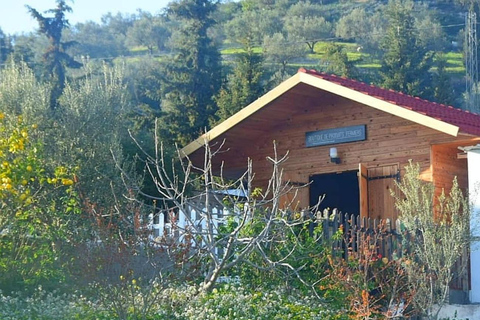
top-left (1, 0), bottom-right (171, 35)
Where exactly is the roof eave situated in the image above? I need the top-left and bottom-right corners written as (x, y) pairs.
top-left (298, 72), bottom-right (460, 137)
top-left (181, 73), bottom-right (303, 157)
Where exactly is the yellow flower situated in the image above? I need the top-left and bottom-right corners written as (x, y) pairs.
top-left (1, 183), bottom-right (12, 190)
top-left (61, 178), bottom-right (74, 186)
top-left (0, 113), bottom-right (4, 120)
top-left (382, 257), bottom-right (389, 264)
top-left (56, 166), bottom-right (67, 175)
top-left (26, 165), bottom-right (32, 172)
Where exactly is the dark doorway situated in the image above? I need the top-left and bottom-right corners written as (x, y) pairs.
top-left (309, 170), bottom-right (360, 216)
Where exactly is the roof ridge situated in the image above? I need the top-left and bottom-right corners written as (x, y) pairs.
top-left (297, 67), bottom-right (480, 134)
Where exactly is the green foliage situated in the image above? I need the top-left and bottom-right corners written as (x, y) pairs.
top-left (159, 0), bottom-right (222, 145)
top-left (284, 2), bottom-right (333, 53)
top-left (434, 54), bottom-right (456, 106)
top-left (27, 0), bottom-right (82, 110)
top-left (320, 226), bottom-right (416, 319)
top-left (6, 0), bottom-right (468, 112)
top-left (124, 57), bottom-right (163, 117)
top-left (8, 34), bottom-right (48, 74)
top-left (100, 12), bottom-right (136, 38)
top-left (240, 0), bottom-right (297, 13)
top-left (414, 8), bottom-right (448, 52)
top-left (0, 59), bottom-right (141, 294)
top-left (0, 287), bottom-right (105, 320)
top-left (0, 64), bottom-right (82, 294)
top-left (225, 9), bottom-right (283, 48)
top-left (263, 33), bottom-right (307, 85)
top-left (91, 274), bottom-right (168, 320)
top-left (126, 12), bottom-right (170, 55)
top-left (64, 21), bottom-right (127, 58)
top-left (53, 61), bottom-right (135, 212)
top-left (379, 0), bottom-right (434, 99)
top-left (335, 7), bottom-right (386, 55)
top-left (392, 162), bottom-right (470, 319)
top-left (0, 283), bottom-right (342, 320)
top-left (0, 28), bottom-right (12, 65)
top-left (185, 284), bottom-right (338, 320)
top-left (320, 43), bottom-right (358, 79)
top-left (0, 60), bottom-right (50, 122)
top-left (238, 218), bottom-right (332, 294)
top-left (0, 112), bottom-right (80, 293)
top-left (215, 48), bottom-right (264, 121)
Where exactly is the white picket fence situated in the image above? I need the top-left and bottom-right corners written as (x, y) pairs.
top-left (147, 193), bottom-right (247, 256)
top-left (148, 205), bottom-right (228, 239)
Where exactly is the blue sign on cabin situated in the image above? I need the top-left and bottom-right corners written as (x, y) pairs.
top-left (305, 125), bottom-right (366, 147)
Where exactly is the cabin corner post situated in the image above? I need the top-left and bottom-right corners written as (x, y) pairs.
top-left (467, 147), bottom-right (480, 303)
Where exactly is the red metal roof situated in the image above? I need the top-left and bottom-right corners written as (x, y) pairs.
top-left (299, 68), bottom-right (480, 137)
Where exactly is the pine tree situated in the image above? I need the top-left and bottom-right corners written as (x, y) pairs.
top-left (379, 0), bottom-right (433, 99)
top-left (160, 0), bottom-right (221, 146)
top-left (215, 48), bottom-right (264, 122)
top-left (27, 0), bottom-right (82, 111)
top-left (0, 28), bottom-right (12, 65)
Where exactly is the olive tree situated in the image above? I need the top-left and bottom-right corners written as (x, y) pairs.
top-left (393, 162), bottom-right (470, 319)
top-left (263, 33), bottom-right (307, 85)
top-left (284, 2), bottom-right (333, 53)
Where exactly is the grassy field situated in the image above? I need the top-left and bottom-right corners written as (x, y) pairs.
top-left (443, 51), bottom-right (464, 74)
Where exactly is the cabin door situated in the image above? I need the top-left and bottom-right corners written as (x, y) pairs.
top-left (357, 164), bottom-right (400, 221)
top-left (366, 164), bottom-right (400, 221)
top-left (309, 171), bottom-right (360, 216)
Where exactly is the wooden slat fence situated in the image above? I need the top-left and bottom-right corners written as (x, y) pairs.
top-left (314, 210), bottom-right (469, 293)
top-left (150, 199), bottom-right (469, 294)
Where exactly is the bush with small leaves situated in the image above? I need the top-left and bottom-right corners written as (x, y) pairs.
top-left (0, 112), bottom-right (80, 293)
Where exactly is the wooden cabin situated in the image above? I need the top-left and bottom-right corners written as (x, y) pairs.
top-left (182, 68), bottom-right (480, 222)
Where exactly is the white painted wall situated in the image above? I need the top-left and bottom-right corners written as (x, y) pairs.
top-left (439, 304), bottom-right (480, 319)
top-left (468, 147), bottom-right (480, 303)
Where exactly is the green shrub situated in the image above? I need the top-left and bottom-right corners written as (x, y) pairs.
top-left (0, 283), bottom-right (344, 320)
